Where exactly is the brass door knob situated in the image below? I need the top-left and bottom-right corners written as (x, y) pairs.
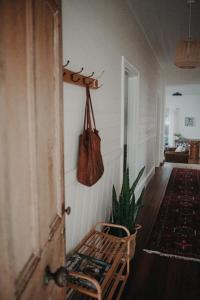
top-left (44, 266), bottom-right (69, 287)
top-left (65, 206), bottom-right (71, 215)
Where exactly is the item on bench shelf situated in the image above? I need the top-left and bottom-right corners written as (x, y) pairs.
top-left (66, 253), bottom-right (111, 291)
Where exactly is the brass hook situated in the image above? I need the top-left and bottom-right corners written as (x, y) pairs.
top-left (83, 72), bottom-right (95, 85)
top-left (71, 67), bottom-right (84, 82)
top-left (92, 70), bottom-right (104, 89)
top-left (63, 60), bottom-right (70, 68)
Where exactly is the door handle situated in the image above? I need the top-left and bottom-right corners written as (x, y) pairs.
top-left (65, 206), bottom-right (71, 215)
top-left (44, 266), bottom-right (69, 287)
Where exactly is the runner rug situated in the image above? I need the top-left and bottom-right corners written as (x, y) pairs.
top-left (143, 167), bottom-right (200, 262)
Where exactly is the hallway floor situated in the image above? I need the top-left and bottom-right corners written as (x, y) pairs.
top-left (122, 163), bottom-right (200, 300)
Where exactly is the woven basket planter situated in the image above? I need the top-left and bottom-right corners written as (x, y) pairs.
top-left (124, 224), bottom-right (141, 260)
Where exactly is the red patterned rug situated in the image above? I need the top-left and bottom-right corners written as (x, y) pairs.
top-left (144, 168), bottom-right (200, 262)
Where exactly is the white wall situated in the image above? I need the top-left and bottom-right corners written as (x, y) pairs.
top-left (166, 94), bottom-right (200, 144)
top-left (62, 0), bottom-right (163, 252)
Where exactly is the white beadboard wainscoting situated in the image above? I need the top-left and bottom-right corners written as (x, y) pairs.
top-left (64, 145), bottom-right (155, 253)
top-left (65, 149), bottom-right (121, 253)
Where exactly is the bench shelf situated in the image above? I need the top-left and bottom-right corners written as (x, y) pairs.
top-left (66, 222), bottom-right (130, 300)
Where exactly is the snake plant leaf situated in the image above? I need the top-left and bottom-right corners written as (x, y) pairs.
top-left (120, 168), bottom-right (130, 199)
top-left (128, 193), bottom-right (136, 233)
top-left (112, 185), bottom-right (119, 223)
top-left (130, 166), bottom-right (145, 193)
top-left (119, 194), bottom-right (125, 226)
top-left (120, 169), bottom-right (131, 227)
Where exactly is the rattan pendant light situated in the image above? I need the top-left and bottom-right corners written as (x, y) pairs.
top-left (174, 0), bottom-right (200, 68)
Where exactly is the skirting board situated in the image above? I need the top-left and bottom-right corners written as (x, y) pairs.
top-left (143, 249), bottom-right (200, 263)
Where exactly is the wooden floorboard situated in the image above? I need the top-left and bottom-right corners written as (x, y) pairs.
top-left (122, 163), bottom-right (200, 300)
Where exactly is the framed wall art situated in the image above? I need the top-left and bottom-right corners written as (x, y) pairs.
top-left (185, 117), bottom-right (195, 127)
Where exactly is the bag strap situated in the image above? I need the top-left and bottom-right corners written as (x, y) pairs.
top-left (83, 87), bottom-right (91, 130)
top-left (87, 86), bottom-right (96, 129)
top-left (83, 85), bottom-right (96, 131)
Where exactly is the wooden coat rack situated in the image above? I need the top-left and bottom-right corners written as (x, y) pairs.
top-left (63, 61), bottom-right (103, 90)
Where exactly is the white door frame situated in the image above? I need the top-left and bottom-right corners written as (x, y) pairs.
top-left (155, 90), bottom-right (165, 166)
top-left (155, 91), bottom-right (161, 167)
top-left (120, 56), bottom-right (140, 184)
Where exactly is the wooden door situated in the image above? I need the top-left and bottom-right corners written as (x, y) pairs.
top-left (0, 0), bottom-right (65, 299)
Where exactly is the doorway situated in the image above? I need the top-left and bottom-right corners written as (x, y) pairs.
top-left (121, 57), bottom-right (139, 183)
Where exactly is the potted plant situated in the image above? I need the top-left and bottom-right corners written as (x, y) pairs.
top-left (110, 166), bottom-right (145, 259)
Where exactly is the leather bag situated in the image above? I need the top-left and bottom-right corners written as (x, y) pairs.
top-left (77, 85), bottom-right (104, 186)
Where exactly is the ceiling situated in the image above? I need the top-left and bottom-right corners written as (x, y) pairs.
top-left (127, 0), bottom-right (200, 86)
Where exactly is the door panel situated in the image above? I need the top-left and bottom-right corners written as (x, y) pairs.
top-left (8, 0), bottom-right (37, 278)
top-left (34, 0), bottom-right (63, 247)
top-left (0, 0), bottom-right (65, 299)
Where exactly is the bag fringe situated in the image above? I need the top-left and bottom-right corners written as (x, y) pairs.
top-left (143, 249), bottom-right (200, 263)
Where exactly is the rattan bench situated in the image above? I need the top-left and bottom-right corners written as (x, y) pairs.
top-left (66, 222), bottom-right (130, 300)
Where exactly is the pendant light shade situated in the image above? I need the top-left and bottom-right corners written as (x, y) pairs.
top-left (174, 40), bottom-right (200, 68)
top-left (174, 0), bottom-right (200, 69)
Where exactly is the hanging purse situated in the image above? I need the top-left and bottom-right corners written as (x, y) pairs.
top-left (77, 85), bottom-right (104, 186)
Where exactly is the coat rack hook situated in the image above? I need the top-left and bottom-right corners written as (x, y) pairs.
top-left (92, 70), bottom-right (104, 88)
top-left (63, 60), bottom-right (70, 68)
top-left (83, 72), bottom-right (95, 85)
top-left (71, 67), bottom-right (84, 82)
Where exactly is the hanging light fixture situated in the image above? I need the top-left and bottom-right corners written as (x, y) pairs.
top-left (174, 0), bottom-right (200, 69)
